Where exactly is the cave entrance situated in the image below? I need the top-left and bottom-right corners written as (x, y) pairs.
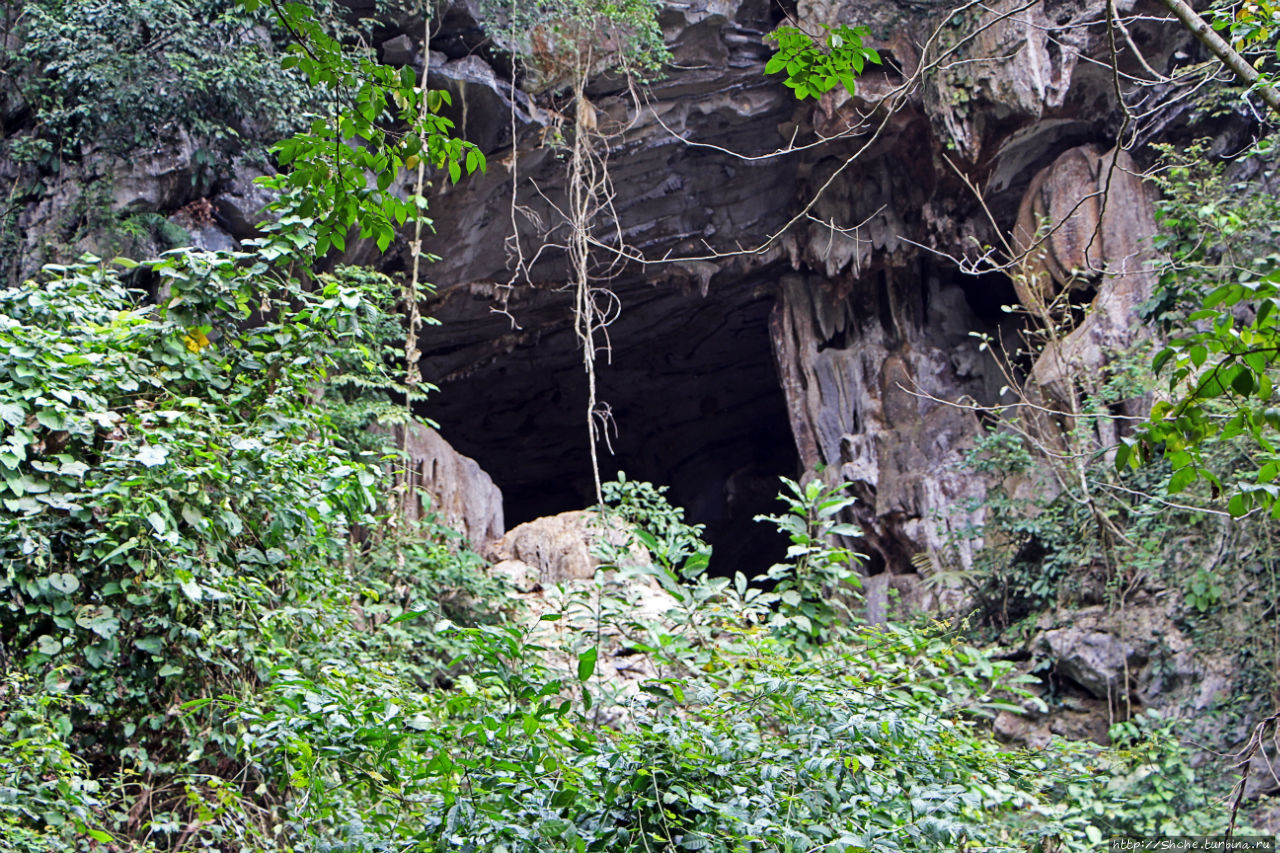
top-left (420, 267), bottom-right (798, 580)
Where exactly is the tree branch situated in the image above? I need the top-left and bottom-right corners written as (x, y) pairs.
top-left (1155, 0), bottom-right (1280, 117)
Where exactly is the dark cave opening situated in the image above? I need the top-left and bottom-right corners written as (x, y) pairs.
top-left (959, 269), bottom-right (1021, 324)
top-left (420, 270), bottom-right (799, 581)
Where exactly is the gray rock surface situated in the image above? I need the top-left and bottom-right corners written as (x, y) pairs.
top-left (396, 0), bottom-right (1189, 587)
top-left (494, 538), bottom-right (682, 726)
top-left (484, 507), bottom-right (678, 723)
top-left (0, 0), bottom-right (1237, 587)
top-left (1021, 602), bottom-right (1237, 742)
top-left (1039, 626), bottom-right (1138, 700)
top-left (487, 509), bottom-right (650, 586)
top-left (382, 422), bottom-right (505, 548)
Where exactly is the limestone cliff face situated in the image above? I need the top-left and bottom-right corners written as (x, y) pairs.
top-left (391, 0), bottom-right (1189, 581)
top-left (1, 0), bottom-right (1245, 581)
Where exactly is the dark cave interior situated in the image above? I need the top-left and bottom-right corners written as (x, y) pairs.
top-left (420, 268), bottom-right (798, 579)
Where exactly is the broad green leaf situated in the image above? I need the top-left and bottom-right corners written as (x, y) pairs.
top-left (135, 445), bottom-right (169, 467)
top-left (0, 401), bottom-right (24, 426)
top-left (577, 647), bottom-right (598, 682)
top-left (76, 606), bottom-right (120, 639)
top-left (1168, 466), bottom-right (1198, 493)
top-left (48, 573), bottom-right (79, 594)
top-left (58, 459), bottom-right (89, 478)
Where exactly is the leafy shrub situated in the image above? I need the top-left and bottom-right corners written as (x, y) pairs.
top-left (230, 478), bottom-right (1204, 853)
top-left (0, 249), bottom-right (387, 706)
top-left (1132, 139), bottom-right (1280, 516)
top-left (227, 616), bottom-right (1057, 852)
top-left (1025, 711), bottom-right (1235, 849)
top-left (0, 673), bottom-right (114, 851)
top-left (753, 477), bottom-right (863, 643)
top-left (765, 24), bottom-right (882, 101)
top-left (5, 0), bottom-right (321, 164)
top-left (0, 237), bottom-right (504, 844)
top-left (602, 473), bottom-right (707, 568)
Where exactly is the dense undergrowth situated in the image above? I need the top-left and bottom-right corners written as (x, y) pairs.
top-left (943, 140), bottom-right (1280, 734)
top-left (0, 237), bottom-right (1242, 850)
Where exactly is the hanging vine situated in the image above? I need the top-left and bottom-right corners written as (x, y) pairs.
top-left (491, 0), bottom-right (668, 504)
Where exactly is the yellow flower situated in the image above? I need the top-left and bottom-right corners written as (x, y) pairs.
top-left (182, 328), bottom-right (211, 353)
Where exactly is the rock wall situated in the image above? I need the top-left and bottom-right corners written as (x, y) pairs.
top-left (770, 268), bottom-right (999, 576)
top-left (381, 422), bottom-right (506, 548)
top-left (1, 0), bottom-right (1243, 580)
top-left (391, 0), bottom-right (1191, 586)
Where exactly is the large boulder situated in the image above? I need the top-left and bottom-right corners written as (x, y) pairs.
top-left (1037, 625), bottom-right (1139, 701)
top-left (486, 509), bottom-right (682, 724)
top-left (989, 602), bottom-right (1238, 749)
top-left (486, 509), bottom-right (650, 588)
top-left (1032, 603), bottom-right (1233, 709)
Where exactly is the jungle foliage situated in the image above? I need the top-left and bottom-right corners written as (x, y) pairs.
top-left (943, 140), bottom-right (1280, 798)
top-left (0, 0), bottom-right (1268, 850)
top-left (1128, 140), bottom-right (1280, 517)
top-left (2, 0), bottom-right (320, 165)
top-left (764, 24), bottom-right (881, 101)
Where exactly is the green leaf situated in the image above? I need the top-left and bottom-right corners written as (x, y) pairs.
top-left (1232, 368), bottom-right (1257, 396)
top-left (48, 573), bottom-right (79, 594)
top-left (1114, 441), bottom-right (1131, 471)
top-left (1258, 298), bottom-right (1275, 326)
top-left (58, 459), bottom-right (89, 479)
top-left (135, 446), bottom-right (169, 468)
top-left (35, 408), bottom-right (66, 430)
top-left (76, 606), bottom-right (120, 639)
top-left (181, 504), bottom-right (205, 528)
top-left (1168, 466), bottom-right (1198, 493)
top-left (577, 647), bottom-right (598, 682)
top-left (0, 401), bottom-right (25, 426)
